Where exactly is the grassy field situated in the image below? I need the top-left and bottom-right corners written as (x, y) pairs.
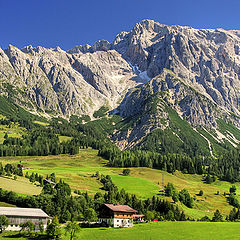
top-left (0, 122), bottom-right (25, 144)
top-left (0, 202), bottom-right (16, 207)
top-left (0, 148), bottom-right (239, 218)
top-left (0, 176), bottom-right (41, 195)
top-left (1, 222), bottom-right (240, 240)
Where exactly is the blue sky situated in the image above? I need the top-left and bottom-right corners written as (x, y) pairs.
top-left (0, 0), bottom-right (240, 50)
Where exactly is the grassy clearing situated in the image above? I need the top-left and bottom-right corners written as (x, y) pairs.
top-left (0, 148), bottom-right (239, 218)
top-left (33, 121), bottom-right (49, 126)
top-left (0, 122), bottom-right (25, 144)
top-left (0, 202), bottom-right (16, 207)
top-left (0, 176), bottom-right (41, 195)
top-left (58, 135), bottom-right (73, 143)
top-left (1, 222), bottom-right (240, 240)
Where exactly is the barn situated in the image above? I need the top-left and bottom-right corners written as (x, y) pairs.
top-left (0, 207), bottom-right (50, 231)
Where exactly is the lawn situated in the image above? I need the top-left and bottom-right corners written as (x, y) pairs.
top-left (1, 222), bottom-right (240, 240)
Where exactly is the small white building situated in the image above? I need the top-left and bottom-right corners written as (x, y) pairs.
top-left (98, 204), bottom-right (137, 228)
top-left (0, 207), bottom-right (50, 231)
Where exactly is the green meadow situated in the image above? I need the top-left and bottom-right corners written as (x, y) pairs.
top-left (0, 148), bottom-right (239, 219)
top-left (0, 122), bottom-right (25, 144)
top-left (1, 222), bottom-right (240, 240)
top-left (0, 176), bottom-right (41, 196)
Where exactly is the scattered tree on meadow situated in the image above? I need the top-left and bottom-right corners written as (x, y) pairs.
top-left (165, 183), bottom-right (176, 197)
top-left (212, 209), bottom-right (223, 222)
top-left (122, 169), bottom-right (131, 176)
top-left (84, 208), bottom-right (98, 224)
top-left (198, 190), bottom-right (203, 196)
top-left (145, 211), bottom-right (155, 221)
top-left (65, 221), bottom-right (81, 240)
top-left (230, 185), bottom-right (237, 194)
top-left (0, 163), bottom-right (3, 176)
top-left (228, 194), bottom-right (239, 208)
top-left (172, 192), bottom-right (179, 203)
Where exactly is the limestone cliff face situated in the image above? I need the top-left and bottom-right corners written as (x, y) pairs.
top-left (111, 20), bottom-right (240, 117)
top-left (0, 44), bottom-right (143, 117)
top-left (1, 19), bottom-right (240, 150)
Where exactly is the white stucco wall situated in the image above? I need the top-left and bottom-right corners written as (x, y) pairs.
top-left (113, 218), bottom-right (133, 228)
top-left (99, 218), bottom-right (133, 228)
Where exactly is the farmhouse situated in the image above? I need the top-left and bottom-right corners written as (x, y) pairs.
top-left (0, 207), bottom-right (50, 231)
top-left (98, 204), bottom-right (137, 228)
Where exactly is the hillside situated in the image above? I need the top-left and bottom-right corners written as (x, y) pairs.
top-left (2, 148), bottom-right (240, 219)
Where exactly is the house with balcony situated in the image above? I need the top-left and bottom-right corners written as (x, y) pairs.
top-left (98, 204), bottom-right (137, 228)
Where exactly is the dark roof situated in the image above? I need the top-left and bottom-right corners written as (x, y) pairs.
top-left (104, 204), bottom-right (137, 213)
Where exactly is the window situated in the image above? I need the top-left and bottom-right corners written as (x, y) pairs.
top-left (117, 220), bottom-right (119, 222)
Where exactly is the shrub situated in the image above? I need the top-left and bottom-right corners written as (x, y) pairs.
top-left (122, 169), bottom-right (130, 176)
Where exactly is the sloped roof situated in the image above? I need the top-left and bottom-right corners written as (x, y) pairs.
top-left (44, 179), bottom-right (56, 185)
top-left (133, 214), bottom-right (145, 218)
top-left (0, 207), bottom-right (49, 218)
top-left (104, 204), bottom-right (137, 213)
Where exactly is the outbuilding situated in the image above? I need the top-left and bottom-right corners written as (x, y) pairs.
top-left (0, 207), bottom-right (50, 231)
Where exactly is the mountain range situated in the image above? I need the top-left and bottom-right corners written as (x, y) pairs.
top-left (1, 19), bottom-right (240, 155)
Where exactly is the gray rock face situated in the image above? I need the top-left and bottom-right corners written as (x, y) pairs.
top-left (112, 20), bottom-right (240, 117)
top-left (0, 44), bottom-right (142, 117)
top-left (1, 19), bottom-right (240, 143)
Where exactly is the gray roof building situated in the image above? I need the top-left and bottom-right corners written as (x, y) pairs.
top-left (0, 207), bottom-right (49, 218)
top-left (0, 207), bottom-right (50, 231)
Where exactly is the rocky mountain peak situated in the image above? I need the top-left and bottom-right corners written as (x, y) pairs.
top-left (1, 20), bottom-right (240, 128)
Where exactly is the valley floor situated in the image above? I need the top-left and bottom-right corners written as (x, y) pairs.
top-left (1, 222), bottom-right (240, 240)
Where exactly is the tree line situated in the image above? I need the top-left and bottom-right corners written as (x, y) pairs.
top-left (99, 146), bottom-right (240, 183)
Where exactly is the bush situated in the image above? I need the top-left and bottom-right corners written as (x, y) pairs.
top-left (230, 185), bottom-right (237, 193)
top-left (228, 193), bottom-right (239, 208)
top-left (199, 216), bottom-right (211, 222)
top-left (165, 183), bottom-right (176, 197)
top-left (122, 169), bottom-right (130, 176)
top-left (198, 190), bottom-right (203, 196)
top-left (212, 209), bottom-right (223, 222)
top-left (179, 189), bottom-right (194, 208)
